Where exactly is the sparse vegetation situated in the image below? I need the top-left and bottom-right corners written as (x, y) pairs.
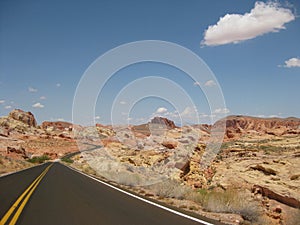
top-left (61, 157), bottom-right (74, 163)
top-left (150, 181), bottom-right (262, 223)
top-left (150, 179), bottom-right (192, 200)
top-left (27, 155), bottom-right (50, 164)
top-left (201, 189), bottom-right (261, 222)
top-left (82, 164), bottom-right (97, 175)
top-left (99, 170), bottom-right (143, 186)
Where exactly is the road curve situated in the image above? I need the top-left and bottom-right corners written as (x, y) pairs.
top-left (0, 162), bottom-right (221, 225)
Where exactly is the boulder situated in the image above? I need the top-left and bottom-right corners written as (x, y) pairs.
top-left (162, 140), bottom-right (178, 149)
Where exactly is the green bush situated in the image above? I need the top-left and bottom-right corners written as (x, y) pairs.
top-left (61, 157), bottom-right (74, 163)
top-left (27, 155), bottom-right (50, 164)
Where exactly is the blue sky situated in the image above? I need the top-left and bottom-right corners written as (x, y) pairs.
top-left (0, 0), bottom-right (299, 125)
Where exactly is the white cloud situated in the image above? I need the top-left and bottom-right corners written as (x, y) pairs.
top-left (180, 107), bottom-right (199, 124)
top-left (0, 100), bottom-right (5, 104)
top-left (28, 87), bottom-right (38, 92)
top-left (214, 108), bottom-right (230, 114)
top-left (56, 83), bottom-right (61, 88)
top-left (32, 102), bottom-right (44, 108)
top-left (268, 114), bottom-right (279, 118)
top-left (4, 105), bottom-right (12, 109)
top-left (57, 118), bottom-right (65, 121)
top-left (95, 116), bottom-right (101, 120)
top-left (181, 106), bottom-right (197, 117)
top-left (283, 57), bottom-right (300, 68)
top-left (156, 107), bottom-right (168, 114)
top-left (40, 96), bottom-right (46, 100)
top-left (202, 1), bottom-right (295, 46)
top-left (204, 80), bottom-right (216, 87)
top-left (120, 101), bottom-right (127, 105)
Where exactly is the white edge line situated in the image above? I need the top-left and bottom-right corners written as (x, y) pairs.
top-left (64, 163), bottom-right (215, 225)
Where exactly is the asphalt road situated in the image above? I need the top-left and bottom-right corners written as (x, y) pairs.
top-left (0, 162), bottom-right (221, 225)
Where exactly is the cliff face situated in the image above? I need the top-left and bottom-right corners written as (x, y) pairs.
top-left (214, 116), bottom-right (300, 139)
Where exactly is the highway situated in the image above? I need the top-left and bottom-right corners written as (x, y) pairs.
top-left (0, 162), bottom-right (220, 225)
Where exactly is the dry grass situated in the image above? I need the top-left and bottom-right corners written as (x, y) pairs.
top-left (114, 171), bottom-right (143, 186)
top-left (202, 189), bottom-right (261, 222)
top-left (150, 179), bottom-right (192, 200)
top-left (81, 164), bottom-right (97, 175)
top-left (98, 170), bottom-right (143, 186)
top-left (0, 155), bottom-right (32, 175)
top-left (149, 180), bottom-right (262, 223)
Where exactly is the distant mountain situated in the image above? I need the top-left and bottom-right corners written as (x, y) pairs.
top-left (214, 115), bottom-right (300, 139)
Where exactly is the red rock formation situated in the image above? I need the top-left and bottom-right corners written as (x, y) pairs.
top-left (42, 121), bottom-right (73, 131)
top-left (9, 109), bottom-right (37, 127)
top-left (7, 146), bottom-right (27, 159)
top-left (214, 116), bottom-right (300, 139)
top-left (132, 117), bottom-right (177, 136)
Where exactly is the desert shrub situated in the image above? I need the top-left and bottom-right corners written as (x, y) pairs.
top-left (201, 189), bottom-right (261, 223)
top-left (61, 157), bottom-right (74, 163)
top-left (98, 170), bottom-right (143, 186)
top-left (81, 164), bottom-right (97, 175)
top-left (113, 171), bottom-right (142, 186)
top-left (27, 155), bottom-right (50, 164)
top-left (185, 189), bottom-right (206, 204)
top-left (150, 179), bottom-right (191, 199)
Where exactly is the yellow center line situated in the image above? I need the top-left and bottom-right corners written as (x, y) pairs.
top-left (0, 163), bottom-right (53, 225)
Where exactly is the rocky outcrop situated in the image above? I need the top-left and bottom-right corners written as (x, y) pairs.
top-left (0, 127), bottom-right (9, 137)
top-left (95, 124), bottom-right (115, 137)
top-left (132, 117), bottom-right (177, 136)
top-left (7, 146), bottom-right (27, 159)
top-left (215, 116), bottom-right (300, 139)
top-left (250, 164), bottom-right (277, 176)
top-left (253, 185), bottom-right (300, 208)
top-left (8, 109), bottom-right (37, 127)
top-left (150, 117), bottom-right (177, 129)
top-left (42, 121), bottom-right (73, 131)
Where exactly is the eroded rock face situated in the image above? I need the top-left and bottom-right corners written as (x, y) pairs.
top-left (8, 109), bottom-right (37, 127)
top-left (215, 116), bottom-right (300, 139)
top-left (7, 146), bottom-right (27, 159)
top-left (0, 127), bottom-right (9, 137)
top-left (150, 117), bottom-right (177, 129)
